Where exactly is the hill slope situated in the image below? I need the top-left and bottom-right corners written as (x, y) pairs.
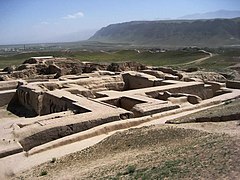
top-left (15, 125), bottom-right (240, 179)
top-left (89, 18), bottom-right (240, 47)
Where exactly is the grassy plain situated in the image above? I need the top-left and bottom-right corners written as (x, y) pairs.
top-left (1, 47), bottom-right (240, 81)
top-left (0, 50), bottom-right (206, 69)
top-left (179, 48), bottom-right (240, 72)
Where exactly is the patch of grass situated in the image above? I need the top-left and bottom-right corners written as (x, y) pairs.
top-left (124, 165), bottom-right (136, 175)
top-left (39, 170), bottom-right (47, 176)
top-left (73, 50), bottom-right (207, 66)
top-left (179, 48), bottom-right (240, 72)
top-left (110, 159), bottom-right (189, 179)
top-left (195, 54), bottom-right (235, 71)
top-left (116, 165), bottom-right (137, 177)
top-left (50, 157), bottom-right (56, 163)
top-left (131, 159), bottom-right (188, 179)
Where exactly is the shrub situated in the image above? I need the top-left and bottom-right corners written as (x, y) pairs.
top-left (40, 170), bottom-right (48, 176)
top-left (50, 157), bottom-right (56, 163)
top-left (123, 165), bottom-right (136, 175)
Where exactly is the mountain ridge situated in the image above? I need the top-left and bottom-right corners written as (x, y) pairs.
top-left (89, 17), bottom-right (240, 47)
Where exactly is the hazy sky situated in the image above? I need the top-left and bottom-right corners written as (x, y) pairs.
top-left (0, 0), bottom-right (240, 45)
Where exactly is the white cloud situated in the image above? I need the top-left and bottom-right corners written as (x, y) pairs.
top-left (63, 11), bottom-right (84, 20)
top-left (40, 21), bottom-right (49, 25)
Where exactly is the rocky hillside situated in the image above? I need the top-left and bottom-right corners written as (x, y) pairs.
top-left (89, 18), bottom-right (240, 47)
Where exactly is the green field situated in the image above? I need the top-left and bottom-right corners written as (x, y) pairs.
top-left (0, 50), bottom-right (207, 69)
top-left (173, 48), bottom-right (240, 73)
top-left (0, 48), bottom-right (239, 74)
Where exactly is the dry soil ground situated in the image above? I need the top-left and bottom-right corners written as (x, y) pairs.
top-left (5, 99), bottom-right (240, 180)
top-left (0, 106), bottom-right (18, 120)
top-left (13, 122), bottom-right (240, 180)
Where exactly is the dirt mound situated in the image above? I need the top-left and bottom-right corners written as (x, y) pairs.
top-left (2, 66), bottom-right (16, 73)
top-left (182, 71), bottom-right (226, 82)
top-left (14, 126), bottom-right (240, 180)
top-left (82, 62), bottom-right (108, 73)
top-left (167, 99), bottom-right (240, 124)
top-left (0, 57), bottom-right (84, 80)
top-left (107, 61), bottom-right (146, 72)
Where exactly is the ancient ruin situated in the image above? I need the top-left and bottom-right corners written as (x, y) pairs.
top-left (0, 56), bottom-right (240, 162)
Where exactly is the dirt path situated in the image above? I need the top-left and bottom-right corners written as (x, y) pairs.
top-left (177, 50), bottom-right (214, 66)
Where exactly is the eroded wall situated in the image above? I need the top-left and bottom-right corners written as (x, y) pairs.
top-left (146, 83), bottom-right (212, 100)
top-left (122, 72), bottom-right (162, 90)
top-left (40, 92), bottom-right (91, 115)
top-left (16, 86), bottom-right (43, 115)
